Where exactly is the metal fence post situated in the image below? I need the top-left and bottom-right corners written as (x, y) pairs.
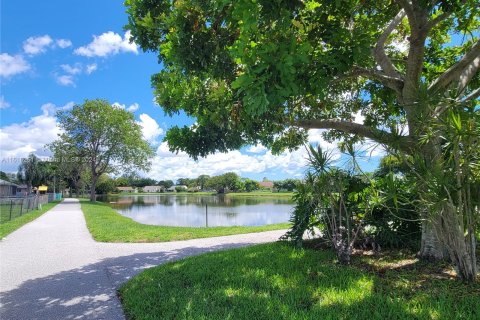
top-left (20, 199), bottom-right (23, 216)
top-left (9, 200), bottom-right (13, 221)
top-left (205, 204), bottom-right (208, 228)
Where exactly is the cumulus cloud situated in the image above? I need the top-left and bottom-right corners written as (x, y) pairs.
top-left (0, 96), bottom-right (10, 109)
top-left (137, 113), bottom-right (163, 143)
top-left (56, 74), bottom-right (75, 86)
top-left (23, 35), bottom-right (53, 55)
top-left (86, 63), bottom-right (97, 74)
top-left (22, 35), bottom-right (72, 55)
top-left (247, 144), bottom-right (267, 153)
top-left (0, 111), bottom-right (60, 167)
top-left (74, 31), bottom-right (138, 57)
top-left (112, 102), bottom-right (140, 113)
top-left (56, 39), bottom-right (72, 48)
top-left (0, 53), bottom-right (30, 78)
top-left (60, 63), bottom-right (82, 75)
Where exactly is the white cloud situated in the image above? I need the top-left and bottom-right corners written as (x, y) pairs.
top-left (86, 63), bottom-right (97, 74)
top-left (0, 110), bottom-right (60, 167)
top-left (74, 31), bottom-right (138, 57)
top-left (56, 39), bottom-right (72, 48)
top-left (0, 96), bottom-right (10, 109)
top-left (112, 102), bottom-right (140, 112)
top-left (60, 63), bottom-right (82, 75)
top-left (137, 113), bottom-right (163, 143)
top-left (127, 103), bottom-right (139, 112)
top-left (56, 74), bottom-right (75, 86)
top-left (247, 144), bottom-right (267, 153)
top-left (23, 35), bottom-right (53, 55)
top-left (0, 53), bottom-right (30, 78)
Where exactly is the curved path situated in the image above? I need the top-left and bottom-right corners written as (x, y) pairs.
top-left (0, 198), bottom-right (286, 320)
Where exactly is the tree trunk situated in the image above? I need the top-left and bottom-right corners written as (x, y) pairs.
top-left (89, 175), bottom-right (98, 202)
top-left (419, 215), bottom-right (446, 260)
top-left (435, 203), bottom-right (477, 282)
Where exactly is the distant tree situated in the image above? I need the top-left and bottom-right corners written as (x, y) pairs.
top-left (243, 178), bottom-right (260, 192)
top-left (274, 179), bottom-right (300, 192)
top-left (206, 172), bottom-right (241, 193)
top-left (115, 177), bottom-right (130, 187)
top-left (0, 171), bottom-right (11, 182)
top-left (157, 180), bottom-right (174, 188)
top-left (196, 175), bottom-right (210, 190)
top-left (54, 99), bottom-right (154, 201)
top-left (17, 154), bottom-right (42, 193)
top-left (95, 174), bottom-right (117, 195)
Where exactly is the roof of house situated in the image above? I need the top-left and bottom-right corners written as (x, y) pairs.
top-left (259, 181), bottom-right (274, 188)
top-left (117, 186), bottom-right (134, 191)
top-left (143, 185), bottom-right (164, 190)
top-left (0, 179), bottom-right (19, 187)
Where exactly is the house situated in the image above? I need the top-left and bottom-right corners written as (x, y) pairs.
top-left (259, 181), bottom-right (274, 190)
top-left (117, 186), bottom-right (137, 193)
top-left (0, 179), bottom-right (19, 197)
top-left (16, 185), bottom-right (29, 196)
top-left (143, 185), bottom-right (165, 193)
top-left (166, 185), bottom-right (188, 192)
top-left (37, 185), bottom-right (48, 195)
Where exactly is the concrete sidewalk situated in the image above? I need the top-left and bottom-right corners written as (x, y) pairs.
top-left (0, 198), bottom-right (285, 320)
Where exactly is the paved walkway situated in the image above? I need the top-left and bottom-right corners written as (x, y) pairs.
top-left (0, 198), bottom-right (286, 319)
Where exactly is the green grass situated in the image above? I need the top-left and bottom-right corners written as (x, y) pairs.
top-left (0, 200), bottom-right (62, 238)
top-left (119, 242), bottom-right (480, 320)
top-left (81, 200), bottom-right (290, 242)
top-left (116, 192), bottom-right (216, 196)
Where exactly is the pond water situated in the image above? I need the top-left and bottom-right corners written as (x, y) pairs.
top-left (97, 194), bottom-right (294, 227)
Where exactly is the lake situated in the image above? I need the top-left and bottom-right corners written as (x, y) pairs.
top-left (97, 194), bottom-right (294, 227)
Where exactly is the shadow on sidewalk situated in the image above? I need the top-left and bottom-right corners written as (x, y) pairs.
top-left (0, 242), bottom-right (254, 320)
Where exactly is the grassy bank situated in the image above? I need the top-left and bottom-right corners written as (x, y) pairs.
top-left (226, 191), bottom-right (293, 198)
top-left (0, 200), bottom-right (62, 238)
top-left (120, 242), bottom-right (479, 320)
top-left (81, 201), bottom-right (289, 242)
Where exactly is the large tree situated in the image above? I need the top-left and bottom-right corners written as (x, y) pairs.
top-left (126, 1), bottom-right (479, 280)
top-left (54, 99), bottom-right (154, 201)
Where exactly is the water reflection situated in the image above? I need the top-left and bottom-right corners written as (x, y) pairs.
top-left (97, 194), bottom-right (293, 227)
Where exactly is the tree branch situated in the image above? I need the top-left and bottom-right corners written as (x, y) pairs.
top-left (395, 0), bottom-right (416, 29)
top-left (373, 9), bottom-right (406, 78)
top-left (349, 66), bottom-right (404, 95)
top-left (463, 87), bottom-right (480, 103)
top-left (425, 11), bottom-right (452, 31)
top-left (429, 39), bottom-right (480, 94)
top-left (295, 119), bottom-right (415, 153)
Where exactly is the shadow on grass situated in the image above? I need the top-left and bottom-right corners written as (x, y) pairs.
top-left (119, 243), bottom-right (480, 320)
top-left (0, 242), bottom-right (257, 320)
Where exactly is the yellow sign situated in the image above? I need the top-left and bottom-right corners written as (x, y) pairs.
top-left (38, 185), bottom-right (48, 192)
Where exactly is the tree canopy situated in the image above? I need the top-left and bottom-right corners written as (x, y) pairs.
top-left (126, 0), bottom-right (479, 282)
top-left (126, 0), bottom-right (479, 157)
top-left (54, 99), bottom-right (154, 201)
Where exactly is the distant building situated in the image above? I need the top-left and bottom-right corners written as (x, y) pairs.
top-left (0, 179), bottom-right (19, 197)
top-left (259, 181), bottom-right (274, 190)
top-left (143, 185), bottom-right (165, 193)
top-left (117, 186), bottom-right (137, 193)
top-left (16, 185), bottom-right (29, 196)
top-left (166, 185), bottom-right (188, 192)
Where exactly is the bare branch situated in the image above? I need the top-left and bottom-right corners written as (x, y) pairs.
top-left (463, 87), bottom-right (480, 102)
top-left (395, 0), bottom-right (415, 27)
top-left (429, 39), bottom-right (480, 94)
top-left (373, 9), bottom-right (406, 78)
top-left (349, 66), bottom-right (404, 95)
top-left (458, 56), bottom-right (480, 95)
top-left (295, 119), bottom-right (415, 153)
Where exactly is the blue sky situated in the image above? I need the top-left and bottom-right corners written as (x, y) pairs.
top-left (0, 0), bottom-right (382, 181)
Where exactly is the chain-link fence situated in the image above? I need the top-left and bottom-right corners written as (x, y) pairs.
top-left (0, 194), bottom-right (59, 223)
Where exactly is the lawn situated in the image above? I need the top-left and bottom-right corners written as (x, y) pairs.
top-left (0, 200), bottom-right (62, 238)
top-left (226, 191), bottom-right (294, 198)
top-left (81, 200), bottom-right (290, 242)
top-left (120, 242), bottom-right (480, 320)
